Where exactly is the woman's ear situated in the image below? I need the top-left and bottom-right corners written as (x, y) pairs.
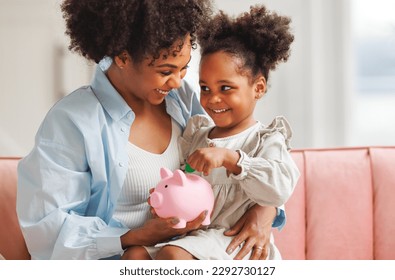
top-left (114, 51), bottom-right (129, 69)
top-left (254, 76), bottom-right (266, 99)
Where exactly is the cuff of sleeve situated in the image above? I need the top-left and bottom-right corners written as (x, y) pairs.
top-left (230, 150), bottom-right (251, 180)
top-left (272, 207), bottom-right (286, 230)
top-left (96, 227), bottom-right (129, 257)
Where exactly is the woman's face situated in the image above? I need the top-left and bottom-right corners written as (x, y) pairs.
top-left (199, 51), bottom-right (263, 134)
top-left (118, 36), bottom-right (192, 106)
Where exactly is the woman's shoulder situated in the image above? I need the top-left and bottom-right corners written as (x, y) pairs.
top-left (41, 86), bottom-right (106, 136)
top-left (48, 86), bottom-right (100, 119)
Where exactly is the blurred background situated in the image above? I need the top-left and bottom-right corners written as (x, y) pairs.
top-left (1, 0), bottom-right (394, 157)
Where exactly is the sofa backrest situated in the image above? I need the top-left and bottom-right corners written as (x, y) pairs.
top-left (274, 147), bottom-right (395, 260)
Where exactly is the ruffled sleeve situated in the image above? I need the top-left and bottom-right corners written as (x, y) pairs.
top-left (229, 116), bottom-right (300, 207)
top-left (256, 116), bottom-right (293, 151)
top-left (178, 114), bottom-right (214, 169)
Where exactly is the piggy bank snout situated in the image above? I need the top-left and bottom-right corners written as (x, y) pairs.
top-left (150, 192), bottom-right (163, 208)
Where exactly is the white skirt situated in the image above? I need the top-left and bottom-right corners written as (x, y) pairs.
top-left (145, 227), bottom-right (281, 260)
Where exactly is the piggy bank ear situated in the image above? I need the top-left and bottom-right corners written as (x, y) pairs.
top-left (160, 167), bottom-right (173, 179)
top-left (173, 169), bottom-right (187, 187)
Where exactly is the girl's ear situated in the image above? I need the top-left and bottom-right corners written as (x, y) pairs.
top-left (254, 76), bottom-right (266, 99)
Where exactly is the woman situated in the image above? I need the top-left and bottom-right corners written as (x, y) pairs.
top-left (16, 0), bottom-right (283, 260)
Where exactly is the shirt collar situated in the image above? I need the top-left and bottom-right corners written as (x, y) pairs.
top-left (91, 65), bottom-right (132, 122)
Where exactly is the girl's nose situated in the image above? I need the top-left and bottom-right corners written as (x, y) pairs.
top-left (208, 93), bottom-right (221, 103)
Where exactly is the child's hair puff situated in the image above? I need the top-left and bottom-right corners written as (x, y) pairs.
top-left (198, 5), bottom-right (294, 81)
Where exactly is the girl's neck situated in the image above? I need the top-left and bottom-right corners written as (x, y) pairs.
top-left (209, 118), bottom-right (257, 139)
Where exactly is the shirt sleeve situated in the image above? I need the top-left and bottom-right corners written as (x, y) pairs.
top-left (229, 117), bottom-right (300, 229)
top-left (17, 111), bottom-right (128, 259)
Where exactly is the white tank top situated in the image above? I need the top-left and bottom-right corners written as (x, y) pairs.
top-left (112, 120), bottom-right (182, 229)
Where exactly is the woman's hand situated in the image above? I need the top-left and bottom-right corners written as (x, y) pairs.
top-left (224, 204), bottom-right (276, 260)
top-left (121, 212), bottom-right (206, 247)
top-left (121, 191), bottom-right (208, 248)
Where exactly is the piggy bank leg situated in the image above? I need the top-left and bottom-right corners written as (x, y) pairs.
top-left (172, 219), bottom-right (187, 229)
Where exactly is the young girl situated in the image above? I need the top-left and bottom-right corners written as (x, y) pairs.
top-left (127, 4), bottom-right (300, 260)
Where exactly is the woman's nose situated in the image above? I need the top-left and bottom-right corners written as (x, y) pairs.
top-left (167, 73), bottom-right (182, 88)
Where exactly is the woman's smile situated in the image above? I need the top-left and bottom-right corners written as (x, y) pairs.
top-left (155, 88), bottom-right (171, 95)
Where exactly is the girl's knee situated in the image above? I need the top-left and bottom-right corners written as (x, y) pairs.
top-left (121, 246), bottom-right (151, 260)
top-left (155, 245), bottom-right (195, 260)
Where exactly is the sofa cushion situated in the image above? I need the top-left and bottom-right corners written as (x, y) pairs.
top-left (0, 158), bottom-right (30, 259)
top-left (304, 148), bottom-right (374, 259)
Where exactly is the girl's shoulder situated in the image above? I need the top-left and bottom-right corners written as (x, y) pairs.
top-left (259, 116), bottom-right (292, 138)
top-left (256, 116), bottom-right (294, 149)
top-left (184, 114), bottom-right (214, 137)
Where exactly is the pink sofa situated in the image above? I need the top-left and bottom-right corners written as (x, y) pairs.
top-left (274, 146), bottom-right (395, 259)
top-left (1, 146), bottom-right (394, 259)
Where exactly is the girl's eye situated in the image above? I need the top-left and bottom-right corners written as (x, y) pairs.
top-left (221, 85), bottom-right (232, 91)
top-left (200, 85), bottom-right (210, 92)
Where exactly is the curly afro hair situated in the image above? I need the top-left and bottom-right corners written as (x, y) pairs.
top-left (61, 0), bottom-right (213, 63)
top-left (197, 5), bottom-right (294, 82)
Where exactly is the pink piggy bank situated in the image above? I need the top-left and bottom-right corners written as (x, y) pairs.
top-left (150, 167), bottom-right (215, 229)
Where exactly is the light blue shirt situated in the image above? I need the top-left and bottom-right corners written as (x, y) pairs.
top-left (17, 61), bottom-right (285, 260)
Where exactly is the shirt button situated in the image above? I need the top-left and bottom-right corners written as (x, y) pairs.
top-left (121, 127), bottom-right (126, 132)
top-left (119, 162), bottom-right (124, 167)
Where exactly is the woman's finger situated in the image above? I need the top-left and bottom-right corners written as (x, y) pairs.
top-left (185, 210), bottom-right (208, 232)
top-left (259, 245), bottom-right (269, 260)
top-left (233, 238), bottom-right (255, 260)
top-left (225, 230), bottom-right (248, 256)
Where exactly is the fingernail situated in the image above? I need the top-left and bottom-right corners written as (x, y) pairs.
top-left (227, 248), bottom-right (233, 255)
top-left (171, 218), bottom-right (180, 225)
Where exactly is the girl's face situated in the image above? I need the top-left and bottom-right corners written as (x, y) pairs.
top-left (199, 51), bottom-right (265, 136)
top-left (115, 36), bottom-right (192, 107)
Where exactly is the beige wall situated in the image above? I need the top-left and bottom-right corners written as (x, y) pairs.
top-left (0, 0), bottom-right (93, 156)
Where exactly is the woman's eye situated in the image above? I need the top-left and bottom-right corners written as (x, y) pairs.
top-left (221, 85), bottom-right (231, 91)
top-left (161, 71), bottom-right (172, 76)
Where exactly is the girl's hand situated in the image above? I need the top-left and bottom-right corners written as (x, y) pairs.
top-left (187, 147), bottom-right (240, 176)
top-left (224, 204), bottom-right (276, 260)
